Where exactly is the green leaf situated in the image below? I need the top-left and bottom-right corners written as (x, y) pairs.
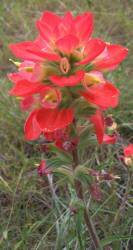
top-left (14, 241), bottom-right (23, 250)
top-left (70, 198), bottom-right (85, 211)
top-left (101, 235), bottom-right (133, 247)
top-left (57, 211), bottom-right (70, 250)
top-left (47, 144), bottom-right (73, 163)
top-left (113, 211), bottom-right (133, 250)
top-left (91, 191), bottom-right (115, 219)
top-left (3, 230), bottom-right (8, 240)
top-left (74, 212), bottom-right (84, 249)
top-left (28, 209), bottom-right (55, 233)
top-left (74, 165), bottom-right (94, 187)
top-left (78, 136), bottom-right (97, 149)
top-left (79, 125), bottom-right (92, 139)
top-left (46, 157), bottom-right (71, 170)
top-left (74, 98), bottom-right (96, 118)
top-left (53, 167), bottom-right (73, 186)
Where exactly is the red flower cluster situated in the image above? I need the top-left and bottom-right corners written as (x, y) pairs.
top-left (9, 11), bottom-right (128, 147)
top-left (120, 144), bottom-right (133, 166)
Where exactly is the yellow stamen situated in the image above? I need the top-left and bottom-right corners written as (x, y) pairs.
top-left (42, 92), bottom-right (57, 103)
top-left (18, 66), bottom-right (33, 72)
top-left (16, 97), bottom-right (24, 101)
top-left (24, 66), bottom-right (33, 72)
top-left (92, 77), bottom-right (105, 84)
top-left (109, 122), bottom-right (117, 131)
top-left (105, 42), bottom-right (110, 45)
top-left (42, 94), bottom-right (52, 103)
top-left (86, 74), bottom-right (105, 85)
top-left (9, 59), bottom-right (21, 67)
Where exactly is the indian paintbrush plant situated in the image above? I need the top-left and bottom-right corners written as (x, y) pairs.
top-left (8, 10), bottom-right (129, 249)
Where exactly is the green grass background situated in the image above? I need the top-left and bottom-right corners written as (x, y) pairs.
top-left (0, 0), bottom-right (133, 249)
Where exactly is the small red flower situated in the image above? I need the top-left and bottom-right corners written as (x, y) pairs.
top-left (120, 144), bottom-right (133, 166)
top-left (38, 161), bottom-right (52, 176)
top-left (123, 144), bottom-right (133, 157)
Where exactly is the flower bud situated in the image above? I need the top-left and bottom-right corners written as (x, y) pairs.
top-left (70, 208), bottom-right (78, 216)
top-left (88, 169), bottom-right (100, 176)
top-left (60, 57), bottom-right (69, 74)
top-left (102, 173), bottom-right (114, 180)
top-left (104, 114), bottom-right (113, 127)
top-left (125, 157), bottom-right (132, 166)
top-left (39, 145), bottom-right (48, 153)
top-left (55, 138), bottom-right (79, 152)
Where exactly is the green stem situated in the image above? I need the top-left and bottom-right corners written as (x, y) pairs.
top-left (72, 148), bottom-right (101, 249)
top-left (109, 170), bottom-right (133, 231)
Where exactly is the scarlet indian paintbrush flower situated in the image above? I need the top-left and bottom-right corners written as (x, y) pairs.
top-left (8, 11), bottom-right (128, 146)
top-left (8, 11), bottom-right (129, 249)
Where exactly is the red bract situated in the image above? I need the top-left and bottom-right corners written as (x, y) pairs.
top-left (103, 132), bottom-right (120, 144)
top-left (36, 107), bottom-right (73, 131)
top-left (89, 109), bottom-right (104, 145)
top-left (77, 39), bottom-right (106, 65)
top-left (43, 126), bottom-right (69, 142)
top-left (25, 109), bottom-right (41, 140)
top-left (89, 111), bottom-right (119, 146)
top-left (25, 107), bottom-right (73, 140)
top-left (50, 70), bottom-right (84, 87)
top-left (9, 10), bottom-right (128, 145)
top-left (80, 81), bottom-right (120, 108)
top-left (9, 79), bottom-right (45, 97)
top-left (93, 44), bottom-right (128, 70)
top-left (20, 96), bottom-right (37, 111)
top-left (74, 12), bottom-right (93, 46)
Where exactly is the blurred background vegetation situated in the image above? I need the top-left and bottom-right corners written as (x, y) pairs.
top-left (0, 0), bottom-right (133, 249)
